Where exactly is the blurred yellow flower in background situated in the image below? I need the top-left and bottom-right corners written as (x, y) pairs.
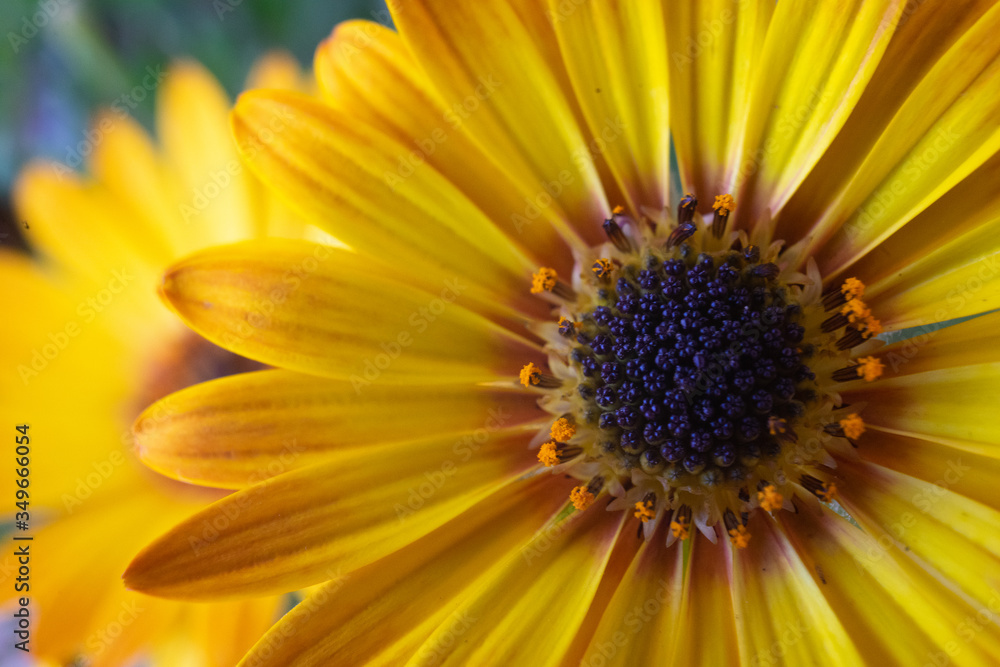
top-left (0, 54), bottom-right (332, 666)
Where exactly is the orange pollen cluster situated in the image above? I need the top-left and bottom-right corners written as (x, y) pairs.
top-left (612, 205), bottom-right (625, 215)
top-left (841, 277), bottom-right (866, 299)
top-left (757, 485), bottom-right (783, 512)
top-left (768, 416), bottom-right (788, 436)
top-left (670, 517), bottom-right (690, 540)
top-left (550, 418), bottom-right (576, 442)
top-left (856, 356), bottom-right (885, 382)
top-left (728, 525), bottom-right (752, 549)
top-left (839, 413), bottom-right (866, 439)
top-left (592, 258), bottom-right (614, 279)
top-left (839, 281), bottom-right (882, 338)
top-left (713, 193), bottom-right (736, 215)
top-left (570, 486), bottom-right (595, 511)
top-left (519, 362), bottom-right (542, 387)
top-left (530, 267), bottom-right (558, 294)
top-left (633, 500), bottom-right (655, 523)
top-left (820, 482), bottom-right (838, 503)
top-left (537, 441), bottom-right (560, 467)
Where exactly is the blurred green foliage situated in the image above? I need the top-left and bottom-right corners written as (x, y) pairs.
top-left (0, 0), bottom-right (388, 194)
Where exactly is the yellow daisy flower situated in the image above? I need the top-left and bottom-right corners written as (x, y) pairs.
top-left (129, 3), bottom-right (1000, 665)
top-left (1, 55), bottom-right (327, 665)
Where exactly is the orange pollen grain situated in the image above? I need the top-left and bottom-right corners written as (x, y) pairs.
top-left (841, 277), bottom-right (866, 299)
top-left (857, 356), bottom-right (885, 382)
top-left (530, 267), bottom-right (558, 294)
top-left (670, 518), bottom-right (690, 540)
top-left (757, 485), bottom-right (783, 512)
top-left (634, 501), bottom-right (655, 523)
top-left (840, 299), bottom-right (871, 324)
top-left (612, 205), bottom-right (625, 215)
top-left (729, 525), bottom-right (752, 549)
top-left (592, 258), bottom-right (614, 278)
top-left (550, 418), bottom-right (576, 442)
top-left (519, 362), bottom-right (542, 387)
top-left (820, 483), bottom-right (838, 502)
top-left (768, 416), bottom-right (787, 436)
top-left (862, 316), bottom-right (883, 338)
top-left (713, 193), bottom-right (736, 215)
top-left (537, 441), bottom-right (560, 467)
top-left (839, 414), bottom-right (866, 439)
top-left (570, 486), bottom-right (595, 511)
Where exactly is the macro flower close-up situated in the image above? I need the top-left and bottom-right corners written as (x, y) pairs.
top-left (111, 0), bottom-right (1000, 665)
top-left (5, 0), bottom-right (1000, 665)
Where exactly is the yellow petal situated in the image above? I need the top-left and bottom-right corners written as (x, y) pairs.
top-left (157, 60), bottom-right (261, 244)
top-left (408, 507), bottom-right (627, 666)
top-left (735, 0), bottom-right (905, 220)
top-left (670, 533), bottom-right (739, 665)
top-left (549, 0), bottom-right (669, 214)
top-left (795, 3), bottom-right (1000, 275)
top-left (578, 524), bottom-right (685, 665)
top-left (238, 475), bottom-right (574, 666)
top-left (314, 21), bottom-right (576, 266)
top-left (134, 369), bottom-right (541, 489)
top-left (780, 503), bottom-right (1000, 665)
top-left (840, 311), bottom-right (1000, 457)
top-left (231, 90), bottom-right (547, 322)
top-left (729, 514), bottom-right (864, 665)
top-left (390, 0), bottom-right (610, 242)
top-left (777, 0), bottom-right (999, 243)
top-left (159, 239), bottom-right (540, 383)
top-left (667, 0), bottom-right (774, 201)
top-left (245, 50), bottom-right (309, 92)
top-left (858, 429), bottom-right (1000, 510)
top-left (850, 152), bottom-right (1000, 330)
top-left (124, 429), bottom-right (538, 599)
top-left (836, 457), bottom-right (1000, 634)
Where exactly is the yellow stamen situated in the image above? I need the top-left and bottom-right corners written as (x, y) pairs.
top-left (856, 356), bottom-right (885, 382)
top-left (839, 413), bottom-right (866, 439)
top-left (634, 500), bottom-right (655, 523)
top-left (519, 362), bottom-right (542, 387)
top-left (670, 517), bottom-right (690, 540)
top-left (570, 485), bottom-right (595, 511)
top-left (712, 193), bottom-right (736, 215)
top-left (820, 482), bottom-right (838, 503)
top-left (757, 485), bottom-right (783, 512)
top-left (612, 205), bottom-right (625, 215)
top-left (728, 525), bottom-right (752, 549)
top-left (550, 418), bottom-right (576, 442)
top-left (530, 267), bottom-right (558, 294)
top-left (537, 441), bottom-right (560, 467)
top-left (841, 277), bottom-right (866, 299)
top-left (591, 258), bottom-right (614, 279)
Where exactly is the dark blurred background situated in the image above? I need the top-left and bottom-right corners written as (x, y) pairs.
top-left (0, 0), bottom-right (389, 249)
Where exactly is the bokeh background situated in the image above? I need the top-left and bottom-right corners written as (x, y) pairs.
top-left (0, 0), bottom-right (388, 250)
